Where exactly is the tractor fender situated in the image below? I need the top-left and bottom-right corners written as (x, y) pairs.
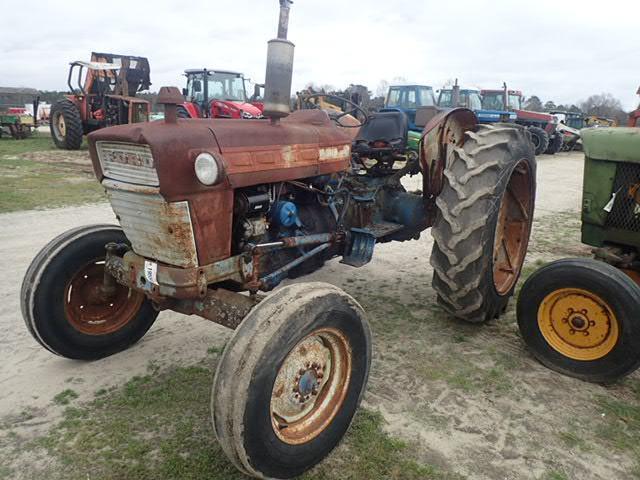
top-left (420, 107), bottom-right (477, 202)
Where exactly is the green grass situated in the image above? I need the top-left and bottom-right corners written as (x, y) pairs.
top-left (0, 465), bottom-right (13, 480)
top-left (52, 389), bottom-right (78, 406)
top-left (595, 394), bottom-right (640, 451)
top-left (0, 155), bottom-right (104, 213)
top-left (12, 362), bottom-right (460, 480)
top-left (0, 134), bottom-right (57, 156)
top-left (0, 132), bottom-right (98, 213)
top-left (542, 470), bottom-right (569, 480)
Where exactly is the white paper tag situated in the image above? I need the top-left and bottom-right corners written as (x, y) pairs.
top-left (144, 260), bottom-right (158, 285)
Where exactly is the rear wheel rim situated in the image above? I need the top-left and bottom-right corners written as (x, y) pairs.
top-left (53, 112), bottom-right (66, 141)
top-left (492, 159), bottom-right (533, 295)
top-left (270, 327), bottom-right (352, 445)
top-left (64, 260), bottom-right (144, 335)
top-left (537, 288), bottom-right (619, 361)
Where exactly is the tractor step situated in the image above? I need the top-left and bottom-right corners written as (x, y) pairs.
top-left (368, 221), bottom-right (405, 238)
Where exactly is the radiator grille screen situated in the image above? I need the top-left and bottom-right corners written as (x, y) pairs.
top-left (606, 162), bottom-right (640, 233)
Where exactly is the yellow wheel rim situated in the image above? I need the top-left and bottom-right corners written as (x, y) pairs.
top-left (537, 288), bottom-right (619, 361)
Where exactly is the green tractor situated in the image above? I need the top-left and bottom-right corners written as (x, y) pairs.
top-left (518, 127), bottom-right (640, 383)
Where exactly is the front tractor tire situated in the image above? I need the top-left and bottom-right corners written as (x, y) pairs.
top-left (212, 282), bottom-right (371, 479)
top-left (21, 225), bottom-right (158, 360)
top-left (517, 259), bottom-right (640, 383)
top-left (430, 124), bottom-right (536, 323)
top-left (50, 99), bottom-right (83, 150)
top-left (527, 126), bottom-right (549, 156)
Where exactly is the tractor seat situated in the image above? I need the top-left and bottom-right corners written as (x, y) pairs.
top-left (353, 111), bottom-right (408, 154)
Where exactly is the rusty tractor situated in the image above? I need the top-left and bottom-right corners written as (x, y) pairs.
top-left (50, 52), bottom-right (151, 150)
top-left (21, 2), bottom-right (536, 478)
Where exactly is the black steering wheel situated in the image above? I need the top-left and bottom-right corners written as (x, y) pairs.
top-left (299, 93), bottom-right (368, 128)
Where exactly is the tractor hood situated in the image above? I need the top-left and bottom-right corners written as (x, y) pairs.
top-left (582, 127), bottom-right (640, 164)
top-left (215, 100), bottom-right (263, 118)
top-left (87, 109), bottom-right (352, 201)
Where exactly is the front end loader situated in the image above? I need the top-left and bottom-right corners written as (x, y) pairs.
top-left (21, 1), bottom-right (536, 478)
top-left (50, 52), bottom-right (151, 150)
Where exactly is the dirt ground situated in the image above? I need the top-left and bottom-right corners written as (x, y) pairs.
top-left (1, 150), bottom-right (638, 479)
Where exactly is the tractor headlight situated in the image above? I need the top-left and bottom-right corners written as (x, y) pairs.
top-left (194, 152), bottom-right (220, 185)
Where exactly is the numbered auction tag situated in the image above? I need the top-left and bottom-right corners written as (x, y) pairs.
top-left (144, 260), bottom-right (158, 285)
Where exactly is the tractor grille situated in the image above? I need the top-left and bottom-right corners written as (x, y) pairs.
top-left (105, 185), bottom-right (199, 268)
top-left (606, 162), bottom-right (640, 233)
top-left (96, 142), bottom-right (159, 186)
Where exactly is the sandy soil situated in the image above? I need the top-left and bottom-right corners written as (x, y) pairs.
top-left (1, 151), bottom-right (637, 478)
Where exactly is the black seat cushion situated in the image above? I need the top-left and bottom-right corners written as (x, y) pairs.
top-left (354, 111), bottom-right (408, 153)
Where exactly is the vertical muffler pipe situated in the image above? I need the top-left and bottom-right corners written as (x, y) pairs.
top-left (451, 78), bottom-right (460, 107)
top-left (263, 0), bottom-right (295, 120)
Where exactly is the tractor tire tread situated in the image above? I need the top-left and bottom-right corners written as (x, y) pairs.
top-left (430, 123), bottom-right (536, 323)
top-left (50, 99), bottom-right (83, 150)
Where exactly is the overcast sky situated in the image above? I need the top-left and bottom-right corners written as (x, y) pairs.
top-left (1, 0), bottom-right (638, 109)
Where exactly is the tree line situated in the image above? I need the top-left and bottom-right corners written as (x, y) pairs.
top-left (524, 93), bottom-right (629, 124)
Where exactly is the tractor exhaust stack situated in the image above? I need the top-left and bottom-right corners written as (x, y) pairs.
top-left (263, 0), bottom-right (295, 120)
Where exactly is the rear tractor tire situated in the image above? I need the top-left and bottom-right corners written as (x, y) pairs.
top-left (545, 132), bottom-right (564, 155)
top-left (517, 259), bottom-right (640, 383)
top-left (430, 123), bottom-right (536, 323)
top-left (50, 99), bottom-right (83, 150)
top-left (527, 126), bottom-right (549, 156)
top-left (212, 282), bottom-right (371, 479)
top-left (176, 106), bottom-right (191, 118)
top-left (21, 225), bottom-right (158, 360)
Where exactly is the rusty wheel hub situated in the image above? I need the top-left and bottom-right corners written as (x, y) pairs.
top-left (64, 261), bottom-right (144, 335)
top-left (270, 327), bottom-right (352, 445)
top-left (493, 160), bottom-right (533, 295)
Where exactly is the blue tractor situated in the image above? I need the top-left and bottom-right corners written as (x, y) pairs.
top-left (382, 84), bottom-right (437, 131)
top-left (437, 82), bottom-right (516, 124)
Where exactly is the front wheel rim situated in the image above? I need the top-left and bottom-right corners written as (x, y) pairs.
top-left (270, 327), bottom-right (352, 445)
top-left (64, 260), bottom-right (144, 335)
top-left (537, 287), bottom-right (619, 361)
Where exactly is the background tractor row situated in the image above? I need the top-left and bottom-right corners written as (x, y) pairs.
top-left (481, 84), bottom-right (564, 155)
top-left (21, 1), bottom-right (536, 478)
top-left (436, 80), bottom-right (517, 125)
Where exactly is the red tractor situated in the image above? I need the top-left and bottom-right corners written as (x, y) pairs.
top-left (482, 85), bottom-right (563, 156)
top-left (178, 69), bottom-right (263, 119)
top-left (50, 53), bottom-right (151, 150)
top-left (21, 2), bottom-right (536, 478)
